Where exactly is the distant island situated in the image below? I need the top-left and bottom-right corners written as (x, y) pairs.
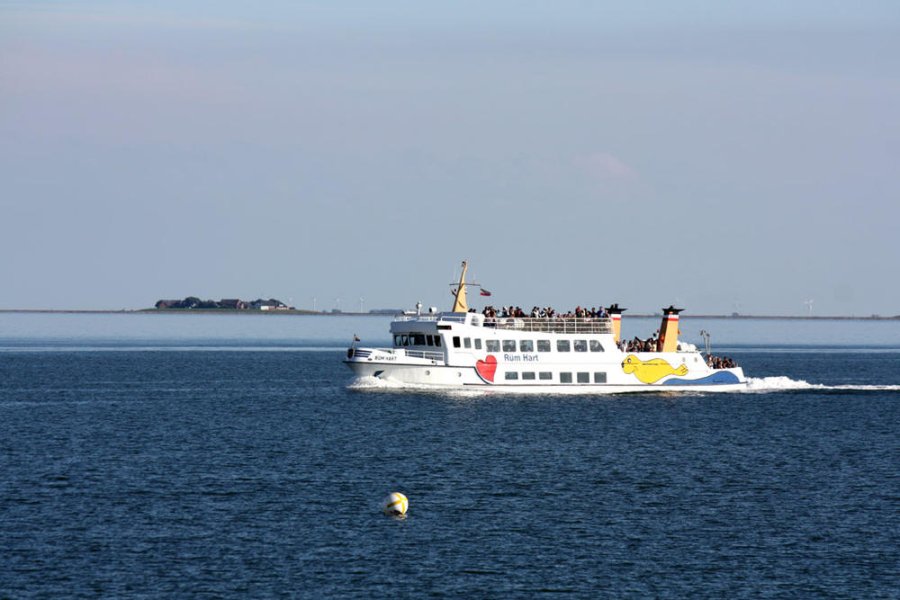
top-left (154, 296), bottom-right (293, 311)
top-left (149, 296), bottom-right (403, 315)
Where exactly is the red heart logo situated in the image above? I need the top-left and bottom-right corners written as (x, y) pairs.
top-left (475, 355), bottom-right (497, 383)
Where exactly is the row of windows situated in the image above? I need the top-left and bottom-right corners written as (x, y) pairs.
top-left (398, 334), bottom-right (607, 353)
top-left (453, 337), bottom-right (604, 353)
top-left (504, 371), bottom-right (608, 383)
top-left (394, 334), bottom-right (442, 348)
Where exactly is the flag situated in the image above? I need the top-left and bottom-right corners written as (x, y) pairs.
top-left (353, 335), bottom-right (360, 342)
top-left (480, 289), bottom-right (492, 297)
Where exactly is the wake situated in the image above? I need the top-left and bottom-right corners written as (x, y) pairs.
top-left (744, 377), bottom-right (900, 392)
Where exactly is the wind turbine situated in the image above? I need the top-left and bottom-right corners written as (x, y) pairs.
top-left (804, 299), bottom-right (814, 317)
top-left (359, 296), bottom-right (365, 314)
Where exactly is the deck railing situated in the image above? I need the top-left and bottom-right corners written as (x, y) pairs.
top-left (392, 348), bottom-right (445, 361)
top-left (487, 317), bottom-right (613, 334)
top-left (393, 314), bottom-right (466, 323)
top-left (394, 313), bottom-right (613, 334)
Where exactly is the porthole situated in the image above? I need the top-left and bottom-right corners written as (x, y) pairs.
top-left (425, 370), bottom-right (431, 376)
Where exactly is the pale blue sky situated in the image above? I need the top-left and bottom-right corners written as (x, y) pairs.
top-left (2, 1), bottom-right (899, 315)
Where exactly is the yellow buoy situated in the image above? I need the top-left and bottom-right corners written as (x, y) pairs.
top-left (382, 492), bottom-right (408, 516)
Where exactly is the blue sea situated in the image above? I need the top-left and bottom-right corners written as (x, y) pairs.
top-left (1, 313), bottom-right (898, 598)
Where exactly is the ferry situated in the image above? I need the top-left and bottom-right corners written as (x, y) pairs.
top-left (345, 261), bottom-right (747, 392)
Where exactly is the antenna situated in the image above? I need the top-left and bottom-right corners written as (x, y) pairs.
top-left (699, 329), bottom-right (712, 355)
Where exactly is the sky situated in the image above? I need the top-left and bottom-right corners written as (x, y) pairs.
top-left (2, 1), bottom-right (899, 315)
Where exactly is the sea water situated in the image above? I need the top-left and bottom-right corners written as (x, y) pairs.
top-left (1, 313), bottom-right (898, 597)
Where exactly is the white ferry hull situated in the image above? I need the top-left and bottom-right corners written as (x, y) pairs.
top-left (345, 348), bottom-right (747, 393)
top-left (347, 361), bottom-right (746, 393)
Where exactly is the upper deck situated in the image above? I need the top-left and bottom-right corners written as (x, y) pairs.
top-left (394, 313), bottom-right (613, 335)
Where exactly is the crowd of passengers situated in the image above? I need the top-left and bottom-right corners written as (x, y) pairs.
top-left (480, 305), bottom-right (610, 320)
top-left (707, 355), bottom-right (738, 369)
top-left (621, 336), bottom-right (660, 352)
top-left (621, 336), bottom-right (739, 368)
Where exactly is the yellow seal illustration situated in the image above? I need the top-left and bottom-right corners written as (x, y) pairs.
top-left (621, 354), bottom-right (688, 384)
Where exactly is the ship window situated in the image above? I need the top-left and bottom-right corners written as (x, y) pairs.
top-left (573, 340), bottom-right (587, 352)
top-left (522, 372), bottom-right (536, 380)
top-left (537, 340), bottom-right (551, 353)
top-left (589, 340), bottom-right (604, 352)
top-left (502, 340), bottom-right (516, 352)
top-left (539, 372), bottom-right (552, 380)
top-left (394, 335), bottom-right (402, 347)
top-left (594, 372), bottom-right (607, 383)
top-left (560, 372), bottom-right (573, 383)
top-left (452, 336), bottom-right (461, 348)
top-left (557, 340), bottom-right (571, 352)
top-left (434, 336), bottom-right (441, 347)
top-left (426, 335), bottom-right (434, 346)
top-left (474, 339), bottom-right (482, 350)
top-left (400, 335), bottom-right (409, 346)
top-left (486, 340), bottom-right (500, 352)
top-left (505, 372), bottom-right (519, 380)
top-left (577, 372), bottom-right (590, 383)
top-left (519, 340), bottom-right (534, 353)
top-left (413, 333), bottom-right (426, 346)
top-left (464, 337), bottom-right (472, 349)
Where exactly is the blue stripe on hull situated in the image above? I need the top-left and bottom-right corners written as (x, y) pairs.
top-left (661, 371), bottom-right (740, 385)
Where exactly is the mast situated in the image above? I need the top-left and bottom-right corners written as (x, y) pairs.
top-left (450, 260), bottom-right (469, 313)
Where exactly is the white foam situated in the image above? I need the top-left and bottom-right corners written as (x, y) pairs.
top-left (744, 376), bottom-right (821, 391)
top-left (347, 376), bottom-right (410, 389)
top-left (347, 376), bottom-right (488, 398)
top-left (744, 376), bottom-right (900, 392)
top-left (347, 376), bottom-right (459, 392)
